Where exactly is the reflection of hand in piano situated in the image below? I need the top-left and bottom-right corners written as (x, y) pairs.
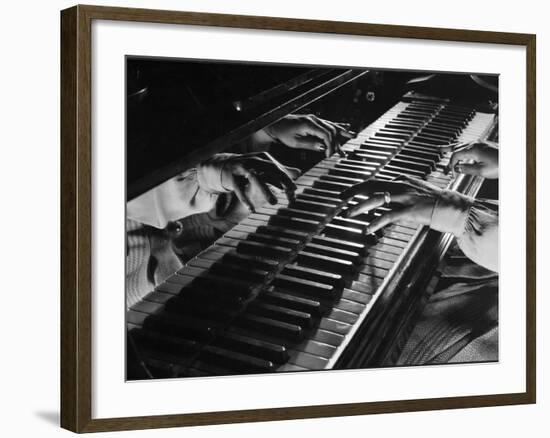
top-left (214, 152), bottom-right (300, 213)
top-left (263, 114), bottom-right (355, 157)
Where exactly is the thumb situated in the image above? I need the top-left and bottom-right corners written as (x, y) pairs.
top-left (455, 162), bottom-right (485, 176)
top-left (292, 137), bottom-right (326, 152)
top-left (284, 166), bottom-right (301, 180)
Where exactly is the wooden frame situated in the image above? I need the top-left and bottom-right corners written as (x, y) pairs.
top-left (60, 4), bottom-right (536, 433)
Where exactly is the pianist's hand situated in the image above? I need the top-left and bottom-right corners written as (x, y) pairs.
top-left (263, 114), bottom-right (355, 158)
top-left (447, 140), bottom-right (499, 179)
top-left (341, 176), bottom-right (474, 236)
top-left (219, 152), bottom-right (300, 213)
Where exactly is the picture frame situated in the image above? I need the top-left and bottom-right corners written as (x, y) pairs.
top-left (60, 4), bottom-right (536, 433)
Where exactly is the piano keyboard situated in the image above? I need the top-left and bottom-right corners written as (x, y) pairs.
top-left (127, 95), bottom-right (496, 378)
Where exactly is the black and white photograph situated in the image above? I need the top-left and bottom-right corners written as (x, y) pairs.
top-left (125, 58), bottom-right (500, 380)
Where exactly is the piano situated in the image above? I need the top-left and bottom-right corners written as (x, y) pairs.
top-left (125, 61), bottom-right (498, 379)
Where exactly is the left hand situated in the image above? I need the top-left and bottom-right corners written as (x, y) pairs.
top-left (264, 114), bottom-right (355, 157)
top-left (341, 177), bottom-right (443, 234)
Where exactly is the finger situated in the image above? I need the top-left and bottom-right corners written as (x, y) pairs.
top-left (342, 195), bottom-right (386, 218)
top-left (321, 119), bottom-right (356, 138)
top-left (341, 179), bottom-right (400, 200)
top-left (247, 158), bottom-right (297, 193)
top-left (301, 118), bottom-right (333, 151)
top-left (454, 162), bottom-right (485, 177)
top-left (440, 141), bottom-right (470, 154)
top-left (284, 166), bottom-right (301, 180)
top-left (448, 148), bottom-right (476, 174)
top-left (232, 181), bottom-right (255, 213)
top-left (335, 141), bottom-right (347, 158)
top-left (247, 170), bottom-right (278, 205)
top-left (367, 207), bottom-right (414, 234)
top-left (293, 137), bottom-right (326, 152)
top-left (314, 119), bottom-right (340, 157)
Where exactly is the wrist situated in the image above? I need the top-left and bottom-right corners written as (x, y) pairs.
top-left (197, 153), bottom-right (236, 193)
top-left (430, 190), bottom-right (475, 236)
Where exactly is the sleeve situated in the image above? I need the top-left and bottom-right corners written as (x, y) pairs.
top-left (430, 191), bottom-right (499, 273)
top-left (127, 153), bottom-right (237, 229)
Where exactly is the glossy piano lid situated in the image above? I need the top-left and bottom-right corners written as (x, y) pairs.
top-left (126, 56), bottom-right (366, 201)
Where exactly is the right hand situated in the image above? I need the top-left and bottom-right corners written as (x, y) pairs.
top-left (447, 141), bottom-right (499, 179)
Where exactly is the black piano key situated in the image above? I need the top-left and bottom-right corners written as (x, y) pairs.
top-left (142, 313), bottom-right (215, 342)
top-left (222, 251), bottom-right (280, 272)
top-left (269, 215), bottom-right (321, 232)
top-left (283, 263), bottom-right (344, 288)
top-left (248, 232), bottom-right (302, 251)
top-left (296, 193), bottom-right (341, 207)
top-left (190, 259), bottom-right (270, 283)
top-left (130, 329), bottom-right (199, 359)
top-left (402, 145), bottom-right (441, 160)
top-left (261, 288), bottom-right (323, 317)
top-left (313, 179), bottom-right (352, 192)
top-left (237, 240), bottom-right (294, 260)
top-left (384, 163), bottom-right (427, 179)
top-left (163, 297), bottom-right (239, 324)
top-left (304, 242), bottom-right (361, 264)
top-left (172, 273), bottom-right (255, 298)
top-left (311, 235), bottom-right (367, 256)
top-left (235, 314), bottom-right (304, 341)
top-left (290, 198), bottom-right (338, 214)
top-left (198, 345), bottom-right (276, 373)
top-left (296, 251), bottom-right (355, 276)
top-left (255, 225), bottom-right (309, 242)
top-left (248, 302), bottom-right (314, 329)
top-left (302, 187), bottom-right (343, 201)
top-left (322, 223), bottom-right (364, 241)
top-left (277, 207), bottom-right (327, 223)
top-left (396, 151), bottom-right (437, 169)
top-left (389, 157), bottom-right (433, 174)
top-left (373, 130), bottom-right (410, 141)
top-left (273, 273), bottom-right (337, 302)
top-left (350, 151), bottom-right (388, 163)
top-left (327, 167), bottom-right (372, 180)
top-left (330, 216), bottom-right (368, 234)
top-left (213, 331), bottom-right (289, 363)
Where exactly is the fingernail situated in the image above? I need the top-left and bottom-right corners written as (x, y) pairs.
top-left (454, 164), bottom-right (462, 173)
top-left (365, 226), bottom-right (371, 235)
